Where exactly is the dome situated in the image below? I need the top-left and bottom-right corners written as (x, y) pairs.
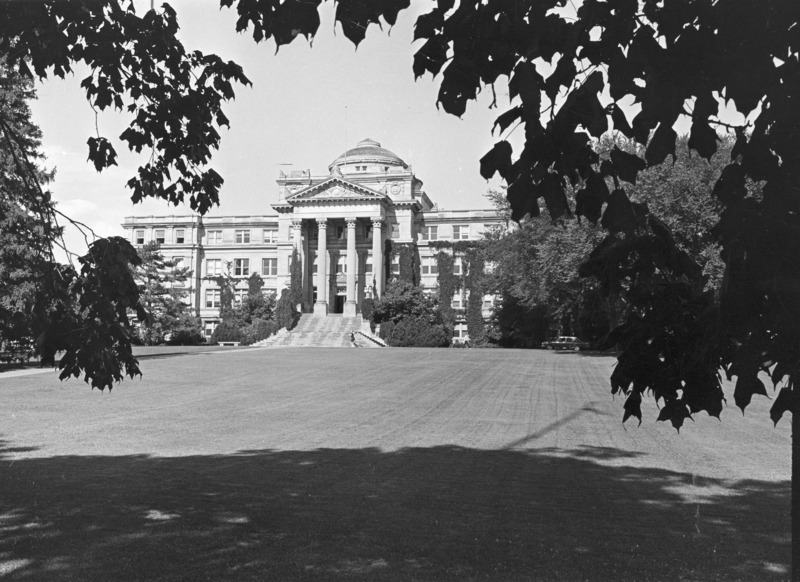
top-left (329, 138), bottom-right (407, 170)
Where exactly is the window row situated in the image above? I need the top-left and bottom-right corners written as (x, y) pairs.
top-left (451, 293), bottom-right (494, 310)
top-left (135, 228), bottom-right (186, 245)
top-left (419, 225), bottom-right (472, 242)
top-left (204, 288), bottom-right (277, 308)
top-left (204, 228), bottom-right (278, 245)
top-left (203, 255), bottom-right (491, 279)
top-left (206, 258), bottom-right (278, 278)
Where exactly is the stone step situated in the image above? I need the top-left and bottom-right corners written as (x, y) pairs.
top-left (255, 313), bottom-right (373, 348)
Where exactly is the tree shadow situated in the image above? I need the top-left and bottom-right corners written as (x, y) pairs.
top-left (0, 446), bottom-right (789, 581)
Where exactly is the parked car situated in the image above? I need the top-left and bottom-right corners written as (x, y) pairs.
top-left (541, 336), bottom-right (591, 351)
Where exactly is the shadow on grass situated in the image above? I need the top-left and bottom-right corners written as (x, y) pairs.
top-left (0, 446), bottom-right (789, 581)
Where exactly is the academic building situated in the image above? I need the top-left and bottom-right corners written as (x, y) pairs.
top-left (122, 139), bottom-right (503, 341)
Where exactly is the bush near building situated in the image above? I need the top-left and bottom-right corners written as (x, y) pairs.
top-left (372, 280), bottom-right (449, 347)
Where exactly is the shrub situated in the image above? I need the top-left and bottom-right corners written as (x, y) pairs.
top-left (378, 320), bottom-right (395, 342)
top-left (167, 313), bottom-right (205, 345)
top-left (241, 319), bottom-right (279, 345)
top-left (384, 316), bottom-right (450, 348)
top-left (275, 288), bottom-right (300, 330)
top-left (361, 297), bottom-right (375, 321)
top-left (210, 321), bottom-right (244, 344)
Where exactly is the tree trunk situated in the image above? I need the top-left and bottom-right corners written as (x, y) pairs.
top-left (794, 409), bottom-right (799, 581)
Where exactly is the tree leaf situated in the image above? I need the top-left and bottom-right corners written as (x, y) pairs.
top-left (493, 106), bottom-right (522, 135)
top-left (437, 57), bottom-right (479, 117)
top-left (509, 60), bottom-right (542, 110)
top-left (610, 146), bottom-right (645, 185)
top-left (506, 170), bottom-right (540, 222)
top-left (770, 387), bottom-right (797, 427)
top-left (711, 163), bottom-right (747, 204)
top-left (687, 119), bottom-right (718, 161)
top-left (479, 140), bottom-right (513, 180)
top-left (645, 123), bottom-right (677, 167)
top-left (575, 171), bottom-right (609, 223)
top-left (601, 189), bottom-right (636, 234)
top-left (623, 390), bottom-right (642, 426)
top-left (734, 372), bottom-right (768, 413)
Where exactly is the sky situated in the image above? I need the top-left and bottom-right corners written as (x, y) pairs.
top-left (29, 0), bottom-right (752, 259)
top-left (30, 0), bottom-right (508, 257)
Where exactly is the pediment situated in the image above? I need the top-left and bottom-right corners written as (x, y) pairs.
top-left (286, 178), bottom-right (387, 204)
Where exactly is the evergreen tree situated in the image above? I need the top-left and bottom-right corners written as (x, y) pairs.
top-left (133, 241), bottom-right (192, 345)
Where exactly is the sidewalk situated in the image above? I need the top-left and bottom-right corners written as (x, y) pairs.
top-left (0, 345), bottom-right (259, 381)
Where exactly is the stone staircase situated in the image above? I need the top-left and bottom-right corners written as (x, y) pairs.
top-left (255, 314), bottom-right (384, 348)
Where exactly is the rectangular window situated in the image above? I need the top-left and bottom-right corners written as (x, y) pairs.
top-left (365, 254), bottom-right (373, 274)
top-left (484, 261), bottom-right (496, 274)
top-left (262, 229), bottom-right (277, 243)
top-left (421, 225), bottom-right (438, 241)
top-left (135, 230), bottom-right (145, 245)
top-left (452, 225), bottom-right (469, 240)
top-left (336, 255), bottom-right (346, 274)
top-left (454, 323), bottom-right (468, 340)
top-left (206, 259), bottom-right (222, 276)
top-left (453, 257), bottom-right (462, 275)
top-left (234, 258), bottom-right (250, 277)
top-left (421, 256), bottom-right (438, 275)
top-left (391, 256), bottom-right (400, 276)
top-left (336, 225), bottom-right (345, 240)
top-left (311, 255), bottom-right (318, 274)
top-left (390, 224), bottom-right (400, 237)
top-left (364, 223), bottom-right (373, 240)
top-left (175, 229), bottom-right (185, 244)
top-left (451, 293), bottom-right (463, 309)
top-left (205, 290), bottom-right (220, 308)
top-left (155, 229), bottom-right (165, 244)
top-left (262, 257), bottom-right (277, 276)
top-left (309, 225), bottom-right (318, 240)
top-left (483, 296), bottom-right (494, 309)
top-left (235, 230), bottom-right (251, 244)
top-left (203, 320), bottom-right (218, 337)
top-left (206, 230), bottom-right (222, 244)
top-left (234, 290), bottom-right (246, 303)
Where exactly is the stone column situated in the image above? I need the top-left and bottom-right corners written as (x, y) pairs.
top-left (291, 218), bottom-right (303, 251)
top-left (314, 218), bottom-right (328, 315)
top-left (344, 217), bottom-right (358, 316)
top-left (371, 218), bottom-right (384, 298)
top-left (291, 218), bottom-right (303, 310)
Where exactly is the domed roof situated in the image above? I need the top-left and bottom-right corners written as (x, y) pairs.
top-left (329, 138), bottom-right (407, 170)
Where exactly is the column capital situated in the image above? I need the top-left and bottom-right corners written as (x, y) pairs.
top-left (291, 217), bottom-right (303, 228)
top-left (316, 217), bottom-right (328, 229)
top-left (371, 217), bottom-right (384, 228)
top-left (345, 217), bottom-right (358, 228)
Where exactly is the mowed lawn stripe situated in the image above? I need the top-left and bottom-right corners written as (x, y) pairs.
top-left (0, 347), bottom-right (791, 581)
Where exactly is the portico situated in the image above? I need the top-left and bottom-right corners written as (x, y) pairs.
top-left (273, 178), bottom-right (392, 316)
top-left (272, 138), bottom-right (425, 317)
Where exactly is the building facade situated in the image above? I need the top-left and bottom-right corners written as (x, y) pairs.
top-left (122, 139), bottom-right (503, 339)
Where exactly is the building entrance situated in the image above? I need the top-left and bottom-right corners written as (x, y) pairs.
top-left (333, 295), bottom-right (345, 313)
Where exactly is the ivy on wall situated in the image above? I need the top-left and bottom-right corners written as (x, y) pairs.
top-left (436, 251), bottom-right (457, 332)
top-left (211, 272), bottom-right (236, 321)
top-left (383, 239), bottom-right (392, 286)
top-left (290, 247), bottom-right (303, 309)
top-left (465, 248), bottom-right (486, 344)
top-left (394, 242), bottom-right (420, 286)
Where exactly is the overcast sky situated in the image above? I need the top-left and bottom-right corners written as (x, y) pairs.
top-left (30, 0), bottom-right (509, 256)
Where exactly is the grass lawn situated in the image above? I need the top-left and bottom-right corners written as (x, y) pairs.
top-left (0, 348), bottom-right (791, 581)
